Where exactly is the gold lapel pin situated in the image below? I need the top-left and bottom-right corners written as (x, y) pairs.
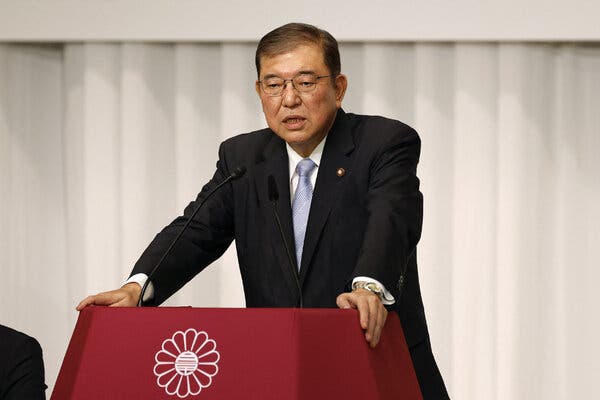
top-left (336, 167), bottom-right (345, 177)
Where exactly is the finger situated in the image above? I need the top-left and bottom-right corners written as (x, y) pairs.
top-left (369, 300), bottom-right (384, 347)
top-left (366, 296), bottom-right (378, 345)
top-left (76, 295), bottom-right (96, 311)
top-left (336, 294), bottom-right (354, 309)
top-left (91, 291), bottom-right (121, 306)
top-left (371, 307), bottom-right (388, 348)
top-left (109, 293), bottom-right (139, 307)
top-left (89, 290), bottom-right (128, 308)
top-left (109, 299), bottom-right (132, 307)
top-left (356, 295), bottom-right (370, 331)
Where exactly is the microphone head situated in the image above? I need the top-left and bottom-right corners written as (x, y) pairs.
top-left (268, 175), bottom-right (279, 202)
top-left (231, 166), bottom-right (246, 179)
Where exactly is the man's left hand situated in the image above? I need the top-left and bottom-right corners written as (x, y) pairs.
top-left (336, 289), bottom-right (388, 348)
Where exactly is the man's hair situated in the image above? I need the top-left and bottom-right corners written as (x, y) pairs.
top-left (255, 23), bottom-right (341, 77)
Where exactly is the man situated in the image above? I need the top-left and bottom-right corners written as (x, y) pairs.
top-left (77, 23), bottom-right (448, 398)
top-left (0, 324), bottom-right (47, 400)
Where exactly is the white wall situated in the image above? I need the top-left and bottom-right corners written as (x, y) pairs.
top-left (1, 0), bottom-right (600, 41)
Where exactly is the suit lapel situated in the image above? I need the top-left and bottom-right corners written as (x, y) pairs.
top-left (299, 110), bottom-right (355, 283)
top-left (254, 133), bottom-right (299, 294)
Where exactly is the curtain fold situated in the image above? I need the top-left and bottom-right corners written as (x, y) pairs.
top-left (1, 41), bottom-right (598, 399)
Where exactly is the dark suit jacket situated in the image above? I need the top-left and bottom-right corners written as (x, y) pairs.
top-left (132, 109), bottom-right (448, 398)
top-left (0, 325), bottom-right (46, 400)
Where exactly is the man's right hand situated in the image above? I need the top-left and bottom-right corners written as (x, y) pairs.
top-left (76, 283), bottom-right (141, 310)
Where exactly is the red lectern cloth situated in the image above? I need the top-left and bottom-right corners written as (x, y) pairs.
top-left (52, 307), bottom-right (422, 400)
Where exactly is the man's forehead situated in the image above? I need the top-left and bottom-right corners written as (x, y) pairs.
top-left (258, 43), bottom-right (327, 77)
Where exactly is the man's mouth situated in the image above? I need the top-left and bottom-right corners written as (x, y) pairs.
top-left (283, 116), bottom-right (306, 129)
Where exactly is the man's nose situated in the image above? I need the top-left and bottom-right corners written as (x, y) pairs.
top-left (281, 82), bottom-right (301, 107)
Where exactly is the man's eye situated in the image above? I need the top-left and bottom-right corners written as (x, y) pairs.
top-left (296, 76), bottom-right (316, 85)
top-left (266, 82), bottom-right (283, 89)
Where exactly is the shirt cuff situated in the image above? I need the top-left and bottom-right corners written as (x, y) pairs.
top-left (352, 277), bottom-right (395, 305)
top-left (125, 273), bottom-right (154, 303)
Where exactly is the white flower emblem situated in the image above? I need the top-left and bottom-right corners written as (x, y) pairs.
top-left (154, 328), bottom-right (220, 398)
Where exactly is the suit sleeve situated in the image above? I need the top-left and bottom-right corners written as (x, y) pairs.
top-left (130, 142), bottom-right (236, 305)
top-left (2, 334), bottom-right (46, 400)
top-left (350, 127), bottom-right (423, 298)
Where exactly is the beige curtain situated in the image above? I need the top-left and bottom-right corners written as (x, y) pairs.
top-left (1, 42), bottom-right (599, 398)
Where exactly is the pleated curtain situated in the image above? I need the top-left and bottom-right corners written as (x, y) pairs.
top-left (1, 42), bottom-right (599, 399)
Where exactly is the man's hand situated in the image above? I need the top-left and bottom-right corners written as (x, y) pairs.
top-left (336, 289), bottom-right (388, 348)
top-left (76, 283), bottom-right (142, 311)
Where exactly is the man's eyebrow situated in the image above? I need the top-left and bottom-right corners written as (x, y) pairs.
top-left (261, 70), bottom-right (318, 80)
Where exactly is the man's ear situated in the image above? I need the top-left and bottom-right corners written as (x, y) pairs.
top-left (334, 74), bottom-right (348, 108)
top-left (255, 80), bottom-right (261, 96)
top-left (255, 80), bottom-right (267, 113)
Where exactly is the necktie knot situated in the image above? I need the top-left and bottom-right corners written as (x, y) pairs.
top-left (296, 158), bottom-right (316, 178)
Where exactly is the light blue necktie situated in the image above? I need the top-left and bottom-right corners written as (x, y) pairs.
top-left (292, 158), bottom-right (317, 270)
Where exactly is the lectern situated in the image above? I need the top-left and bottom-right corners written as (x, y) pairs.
top-left (52, 307), bottom-right (422, 399)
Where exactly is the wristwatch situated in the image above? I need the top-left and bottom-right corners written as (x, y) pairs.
top-left (352, 281), bottom-right (384, 301)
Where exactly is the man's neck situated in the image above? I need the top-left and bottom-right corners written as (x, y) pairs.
top-left (286, 135), bottom-right (326, 170)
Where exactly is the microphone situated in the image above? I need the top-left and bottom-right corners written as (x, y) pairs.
top-left (137, 166), bottom-right (247, 306)
top-left (268, 175), bottom-right (303, 308)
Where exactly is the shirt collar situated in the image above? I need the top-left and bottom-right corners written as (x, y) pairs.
top-left (286, 135), bottom-right (327, 176)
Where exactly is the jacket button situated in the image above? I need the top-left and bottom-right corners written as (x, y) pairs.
top-left (336, 167), bottom-right (345, 177)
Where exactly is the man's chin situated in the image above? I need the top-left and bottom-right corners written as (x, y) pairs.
top-left (274, 129), bottom-right (309, 144)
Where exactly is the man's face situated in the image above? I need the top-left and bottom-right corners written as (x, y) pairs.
top-left (255, 43), bottom-right (347, 157)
